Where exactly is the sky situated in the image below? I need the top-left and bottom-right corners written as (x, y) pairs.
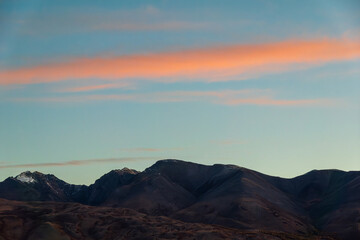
top-left (0, 0), bottom-right (359, 184)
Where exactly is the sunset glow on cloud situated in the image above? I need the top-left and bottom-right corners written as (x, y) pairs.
top-left (1, 38), bottom-right (359, 86)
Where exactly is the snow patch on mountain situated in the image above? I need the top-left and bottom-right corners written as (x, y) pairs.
top-left (16, 173), bottom-right (36, 183)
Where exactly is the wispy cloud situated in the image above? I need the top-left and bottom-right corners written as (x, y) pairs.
top-left (123, 148), bottom-right (161, 152)
top-left (211, 140), bottom-right (246, 145)
top-left (222, 98), bottom-right (333, 106)
top-left (11, 89), bottom-right (337, 107)
top-left (15, 6), bottom-right (207, 36)
top-left (1, 38), bottom-right (359, 86)
top-left (91, 21), bottom-right (208, 31)
top-left (58, 82), bottom-right (131, 92)
top-left (0, 157), bottom-right (154, 169)
top-left (121, 148), bottom-right (183, 152)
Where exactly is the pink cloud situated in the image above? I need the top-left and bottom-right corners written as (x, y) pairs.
top-left (1, 38), bottom-right (359, 86)
top-left (10, 89), bottom-right (337, 107)
top-left (58, 82), bottom-right (131, 92)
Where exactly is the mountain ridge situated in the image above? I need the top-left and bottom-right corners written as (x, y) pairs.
top-left (0, 159), bottom-right (359, 239)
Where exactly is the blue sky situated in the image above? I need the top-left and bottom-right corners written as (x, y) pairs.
top-left (0, 0), bottom-right (359, 184)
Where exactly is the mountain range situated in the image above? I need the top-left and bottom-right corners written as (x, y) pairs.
top-left (0, 159), bottom-right (359, 240)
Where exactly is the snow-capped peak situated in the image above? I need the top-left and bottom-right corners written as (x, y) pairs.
top-left (15, 172), bottom-right (36, 183)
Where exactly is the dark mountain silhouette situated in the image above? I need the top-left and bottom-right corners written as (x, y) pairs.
top-left (0, 198), bottom-right (336, 240)
top-left (0, 171), bottom-right (87, 202)
top-left (82, 168), bottom-right (139, 205)
top-left (0, 159), bottom-right (359, 240)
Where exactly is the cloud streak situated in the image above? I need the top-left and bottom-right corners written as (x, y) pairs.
top-left (1, 38), bottom-right (359, 86)
top-left (91, 21), bottom-right (208, 31)
top-left (121, 148), bottom-right (183, 152)
top-left (0, 157), bottom-right (154, 169)
top-left (58, 82), bottom-right (131, 92)
top-left (222, 98), bottom-right (332, 106)
top-left (11, 89), bottom-right (336, 107)
top-left (14, 6), bottom-right (205, 36)
top-left (211, 140), bottom-right (246, 145)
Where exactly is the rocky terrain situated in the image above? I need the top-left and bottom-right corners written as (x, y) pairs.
top-left (0, 199), bottom-right (336, 240)
top-left (0, 159), bottom-right (359, 239)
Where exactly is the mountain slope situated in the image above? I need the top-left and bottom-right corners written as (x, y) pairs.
top-left (0, 159), bottom-right (358, 239)
top-left (0, 171), bottom-right (86, 202)
top-left (83, 168), bottom-right (139, 205)
top-left (0, 198), bottom-right (336, 240)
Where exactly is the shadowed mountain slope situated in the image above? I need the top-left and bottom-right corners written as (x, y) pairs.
top-left (0, 159), bottom-right (358, 239)
top-left (0, 171), bottom-right (86, 202)
top-left (0, 199), bottom-right (336, 240)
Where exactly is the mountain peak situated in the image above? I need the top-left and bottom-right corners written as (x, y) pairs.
top-left (12, 171), bottom-right (68, 188)
top-left (144, 159), bottom-right (197, 173)
top-left (152, 159), bottom-right (196, 166)
top-left (116, 167), bottom-right (139, 175)
top-left (0, 160), bottom-right (358, 239)
top-left (157, 159), bottom-right (185, 163)
top-left (15, 172), bottom-right (37, 183)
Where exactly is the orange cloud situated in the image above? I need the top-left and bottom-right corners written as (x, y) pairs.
top-left (11, 90), bottom-right (336, 107)
top-left (1, 38), bottom-right (359, 86)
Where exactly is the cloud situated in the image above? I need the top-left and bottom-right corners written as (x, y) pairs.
top-left (121, 148), bottom-right (183, 152)
top-left (142, 5), bottom-right (160, 15)
top-left (123, 148), bottom-right (161, 152)
top-left (58, 82), bottom-right (131, 92)
top-left (91, 21), bottom-right (208, 31)
top-left (0, 157), bottom-right (154, 169)
top-left (14, 6), bottom-right (206, 36)
top-left (222, 98), bottom-right (333, 106)
top-left (211, 140), bottom-right (246, 145)
top-left (1, 38), bottom-right (359, 86)
top-left (11, 89), bottom-right (337, 107)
